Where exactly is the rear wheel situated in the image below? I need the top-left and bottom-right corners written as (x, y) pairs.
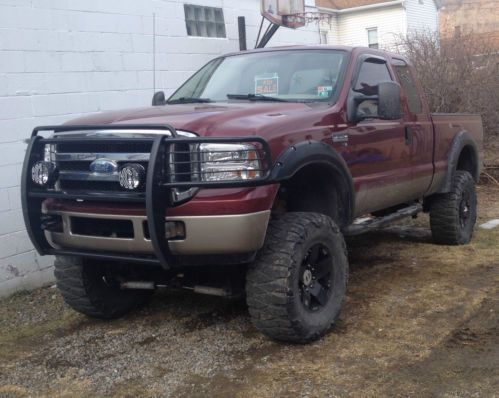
top-left (54, 256), bottom-right (152, 319)
top-left (430, 170), bottom-right (477, 245)
top-left (246, 212), bottom-right (348, 343)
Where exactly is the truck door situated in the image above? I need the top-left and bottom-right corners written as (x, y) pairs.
top-left (344, 55), bottom-right (414, 215)
top-left (391, 59), bottom-right (434, 195)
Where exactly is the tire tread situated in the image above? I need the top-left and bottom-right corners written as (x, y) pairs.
top-left (246, 212), bottom-right (348, 343)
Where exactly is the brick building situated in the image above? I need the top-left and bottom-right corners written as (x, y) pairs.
top-left (438, 0), bottom-right (499, 48)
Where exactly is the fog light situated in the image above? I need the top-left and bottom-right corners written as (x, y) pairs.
top-left (165, 221), bottom-right (185, 240)
top-left (119, 163), bottom-right (145, 190)
top-left (31, 161), bottom-right (57, 187)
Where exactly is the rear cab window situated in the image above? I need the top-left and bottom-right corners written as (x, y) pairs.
top-left (392, 59), bottom-right (423, 115)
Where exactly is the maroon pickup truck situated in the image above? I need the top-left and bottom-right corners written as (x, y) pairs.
top-left (22, 46), bottom-right (483, 343)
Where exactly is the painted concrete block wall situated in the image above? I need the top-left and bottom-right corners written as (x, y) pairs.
top-left (0, 0), bottom-right (320, 297)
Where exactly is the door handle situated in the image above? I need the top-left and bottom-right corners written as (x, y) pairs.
top-left (404, 126), bottom-right (413, 146)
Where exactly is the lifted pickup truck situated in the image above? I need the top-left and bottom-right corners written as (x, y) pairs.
top-left (22, 46), bottom-right (483, 343)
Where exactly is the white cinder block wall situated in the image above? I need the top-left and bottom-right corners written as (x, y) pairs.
top-left (0, 0), bottom-right (320, 297)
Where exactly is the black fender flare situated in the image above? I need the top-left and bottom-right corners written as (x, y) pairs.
top-left (270, 140), bottom-right (355, 224)
top-left (437, 130), bottom-right (481, 193)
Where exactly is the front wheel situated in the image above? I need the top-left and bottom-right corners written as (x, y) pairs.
top-left (54, 256), bottom-right (152, 319)
top-left (246, 212), bottom-right (348, 343)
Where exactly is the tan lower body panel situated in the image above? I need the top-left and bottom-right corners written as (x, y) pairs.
top-left (45, 210), bottom-right (270, 255)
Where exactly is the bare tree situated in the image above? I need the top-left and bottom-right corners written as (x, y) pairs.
top-left (393, 31), bottom-right (499, 143)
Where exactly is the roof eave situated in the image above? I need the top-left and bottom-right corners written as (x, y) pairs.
top-left (318, 0), bottom-right (404, 14)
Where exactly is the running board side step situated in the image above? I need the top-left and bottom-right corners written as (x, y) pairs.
top-left (343, 204), bottom-right (423, 236)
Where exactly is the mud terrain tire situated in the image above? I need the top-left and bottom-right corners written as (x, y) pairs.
top-left (430, 170), bottom-right (477, 245)
top-left (54, 256), bottom-right (152, 319)
top-left (246, 212), bottom-right (348, 343)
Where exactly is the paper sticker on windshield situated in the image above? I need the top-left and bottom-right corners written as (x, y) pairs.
top-left (317, 86), bottom-right (333, 98)
top-left (255, 73), bottom-right (279, 96)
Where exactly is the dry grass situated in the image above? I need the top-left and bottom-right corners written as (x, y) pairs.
top-left (1, 187), bottom-right (498, 397)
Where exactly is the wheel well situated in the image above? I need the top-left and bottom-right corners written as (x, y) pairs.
top-left (456, 145), bottom-right (478, 181)
top-left (272, 163), bottom-right (352, 227)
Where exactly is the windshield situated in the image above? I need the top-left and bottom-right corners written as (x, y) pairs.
top-left (168, 50), bottom-right (348, 104)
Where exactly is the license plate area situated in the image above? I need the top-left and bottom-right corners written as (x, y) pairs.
top-left (70, 216), bottom-right (134, 238)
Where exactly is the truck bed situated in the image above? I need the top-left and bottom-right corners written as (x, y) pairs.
top-left (430, 113), bottom-right (484, 193)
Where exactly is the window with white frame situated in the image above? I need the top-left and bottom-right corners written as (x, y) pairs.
top-left (367, 28), bottom-right (379, 49)
top-left (320, 30), bottom-right (329, 44)
top-left (184, 4), bottom-right (226, 38)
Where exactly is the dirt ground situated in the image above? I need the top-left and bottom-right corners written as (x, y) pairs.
top-left (0, 185), bottom-right (498, 398)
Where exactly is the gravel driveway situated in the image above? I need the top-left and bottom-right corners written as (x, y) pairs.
top-left (1, 185), bottom-right (498, 398)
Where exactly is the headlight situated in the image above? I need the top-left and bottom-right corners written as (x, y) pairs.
top-left (198, 143), bottom-right (262, 182)
top-left (31, 161), bottom-right (57, 187)
top-left (44, 144), bottom-right (56, 162)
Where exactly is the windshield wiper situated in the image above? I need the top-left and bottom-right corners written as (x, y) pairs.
top-left (167, 97), bottom-right (212, 104)
top-left (227, 93), bottom-right (289, 102)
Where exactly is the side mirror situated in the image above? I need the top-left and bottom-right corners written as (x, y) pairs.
top-left (347, 81), bottom-right (402, 123)
top-left (377, 81), bottom-right (402, 120)
top-left (152, 91), bottom-right (166, 106)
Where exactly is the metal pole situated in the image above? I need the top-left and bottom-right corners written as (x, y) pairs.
top-left (256, 23), bottom-right (279, 49)
top-left (238, 16), bottom-right (247, 51)
top-left (255, 16), bottom-right (264, 48)
top-left (152, 13), bottom-right (156, 94)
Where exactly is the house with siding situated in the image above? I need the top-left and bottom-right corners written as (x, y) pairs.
top-left (316, 0), bottom-right (439, 50)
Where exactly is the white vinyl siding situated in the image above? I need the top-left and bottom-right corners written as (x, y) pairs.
top-left (405, 0), bottom-right (438, 35)
top-left (336, 6), bottom-right (407, 51)
top-left (318, 0), bottom-right (437, 49)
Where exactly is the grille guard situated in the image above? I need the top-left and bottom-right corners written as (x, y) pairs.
top-left (21, 124), bottom-right (273, 269)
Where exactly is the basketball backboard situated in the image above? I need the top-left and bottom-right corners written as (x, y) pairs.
top-left (261, 0), bottom-right (305, 29)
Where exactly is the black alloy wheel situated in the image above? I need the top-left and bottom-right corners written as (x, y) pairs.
top-left (299, 244), bottom-right (333, 312)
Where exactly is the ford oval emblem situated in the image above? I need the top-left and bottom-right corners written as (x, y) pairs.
top-left (90, 158), bottom-right (118, 174)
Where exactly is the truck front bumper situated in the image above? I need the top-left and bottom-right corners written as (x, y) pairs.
top-left (44, 209), bottom-right (270, 256)
top-left (22, 124), bottom-right (274, 268)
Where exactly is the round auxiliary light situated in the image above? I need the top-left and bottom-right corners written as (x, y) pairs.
top-left (119, 163), bottom-right (146, 190)
top-left (31, 161), bottom-right (57, 187)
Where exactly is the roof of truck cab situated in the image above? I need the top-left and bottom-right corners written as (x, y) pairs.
top-left (221, 45), bottom-right (407, 62)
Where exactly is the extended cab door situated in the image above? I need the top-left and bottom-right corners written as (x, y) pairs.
top-left (391, 59), bottom-right (434, 196)
top-left (343, 55), bottom-right (414, 215)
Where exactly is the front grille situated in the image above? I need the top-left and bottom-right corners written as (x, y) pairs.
top-left (61, 180), bottom-right (123, 191)
top-left (57, 141), bottom-right (153, 153)
top-left (55, 140), bottom-right (192, 194)
top-left (59, 161), bottom-right (92, 171)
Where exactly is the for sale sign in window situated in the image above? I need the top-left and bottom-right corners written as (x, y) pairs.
top-left (255, 73), bottom-right (279, 96)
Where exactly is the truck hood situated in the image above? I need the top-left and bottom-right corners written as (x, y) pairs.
top-left (64, 102), bottom-right (322, 137)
